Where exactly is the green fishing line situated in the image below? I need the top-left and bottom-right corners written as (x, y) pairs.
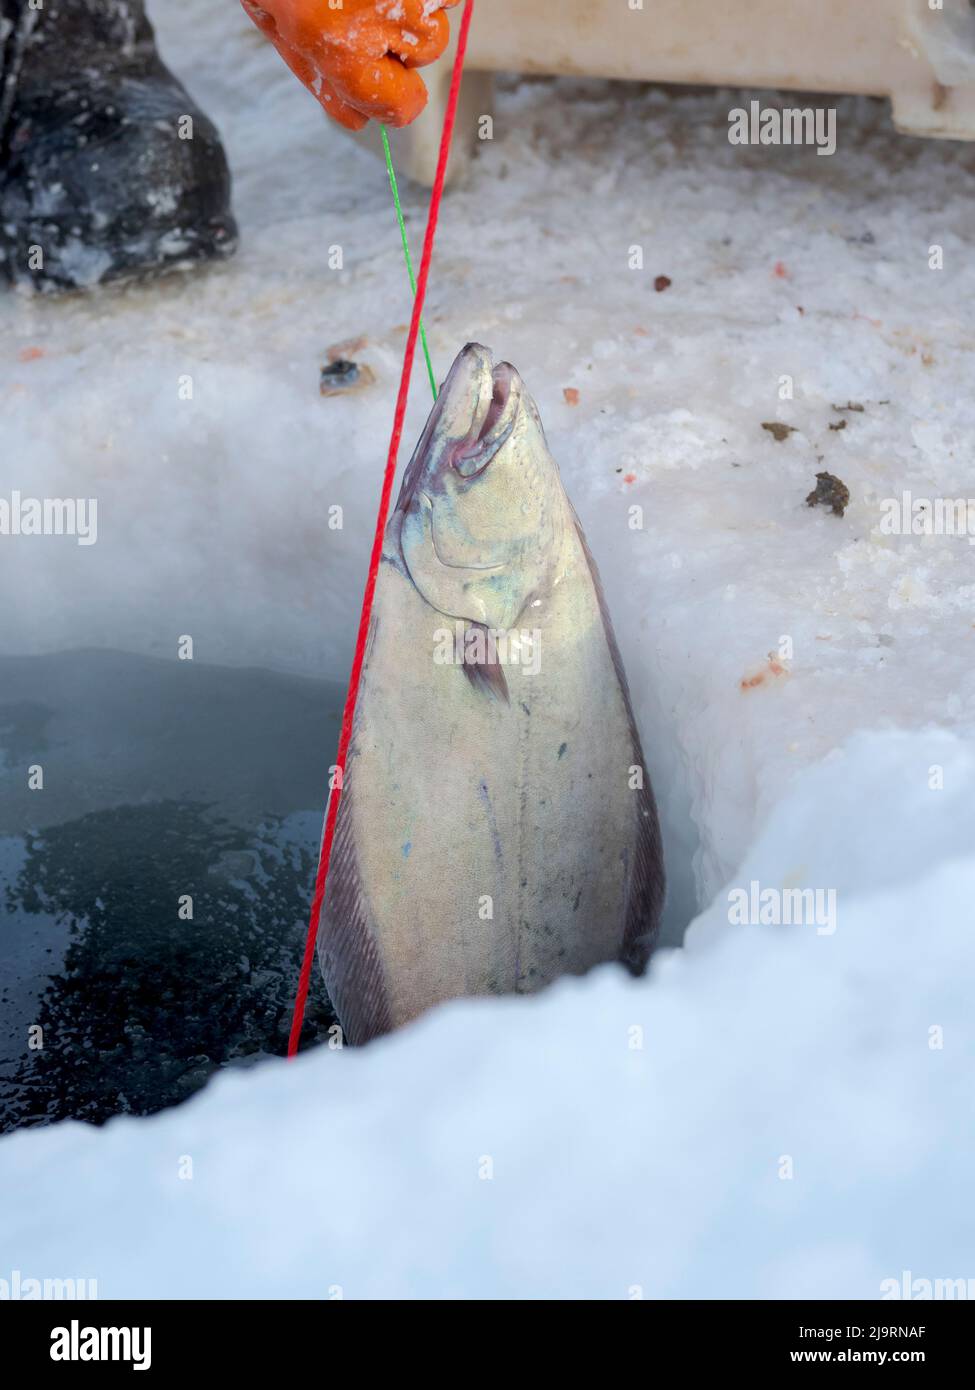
top-left (382, 126), bottom-right (438, 402)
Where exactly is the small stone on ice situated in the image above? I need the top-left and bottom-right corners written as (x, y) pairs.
top-left (320, 359), bottom-right (375, 395)
top-left (805, 471), bottom-right (850, 517)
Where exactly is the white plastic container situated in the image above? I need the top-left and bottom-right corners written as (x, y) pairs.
top-left (371, 0), bottom-right (975, 184)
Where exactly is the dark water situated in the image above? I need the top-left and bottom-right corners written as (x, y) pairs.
top-left (0, 650), bottom-right (341, 1134)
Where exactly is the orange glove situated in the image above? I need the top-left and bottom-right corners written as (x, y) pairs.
top-left (242, 0), bottom-right (461, 130)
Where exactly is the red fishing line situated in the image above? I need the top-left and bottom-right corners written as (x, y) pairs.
top-left (287, 0), bottom-right (475, 1057)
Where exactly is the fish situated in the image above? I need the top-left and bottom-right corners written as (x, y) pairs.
top-left (318, 343), bottom-right (664, 1044)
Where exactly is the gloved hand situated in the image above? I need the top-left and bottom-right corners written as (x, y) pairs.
top-left (241, 0), bottom-right (461, 130)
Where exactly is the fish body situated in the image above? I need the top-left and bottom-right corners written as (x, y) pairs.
top-left (319, 344), bottom-right (664, 1043)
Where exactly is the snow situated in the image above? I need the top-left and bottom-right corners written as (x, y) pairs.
top-left (1, 730), bottom-right (972, 1299)
top-left (1, 1), bottom-right (974, 1296)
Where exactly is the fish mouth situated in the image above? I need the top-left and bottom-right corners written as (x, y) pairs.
top-left (451, 359), bottom-right (520, 479)
top-left (396, 344), bottom-right (522, 517)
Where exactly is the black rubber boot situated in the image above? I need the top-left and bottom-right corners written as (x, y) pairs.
top-left (0, 0), bottom-right (237, 292)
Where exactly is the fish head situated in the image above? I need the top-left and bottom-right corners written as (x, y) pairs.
top-left (395, 343), bottom-right (565, 630)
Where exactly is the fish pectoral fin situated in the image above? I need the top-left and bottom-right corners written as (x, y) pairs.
top-left (461, 645), bottom-right (510, 704)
